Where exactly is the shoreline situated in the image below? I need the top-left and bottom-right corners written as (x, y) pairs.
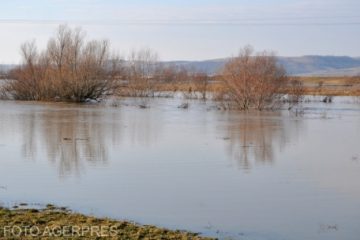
top-left (0, 205), bottom-right (215, 239)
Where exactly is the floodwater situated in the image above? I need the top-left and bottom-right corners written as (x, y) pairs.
top-left (0, 97), bottom-right (360, 240)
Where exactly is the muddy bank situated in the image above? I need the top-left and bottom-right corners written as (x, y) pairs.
top-left (0, 206), bottom-right (214, 240)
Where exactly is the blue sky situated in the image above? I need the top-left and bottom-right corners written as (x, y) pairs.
top-left (1, 0), bottom-right (360, 63)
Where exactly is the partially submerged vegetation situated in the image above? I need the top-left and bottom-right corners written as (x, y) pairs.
top-left (1, 24), bottom-right (359, 108)
top-left (293, 76), bottom-right (360, 96)
top-left (220, 46), bottom-right (289, 110)
top-left (0, 25), bottom-right (296, 110)
top-left (3, 25), bottom-right (120, 102)
top-left (0, 206), bottom-right (214, 240)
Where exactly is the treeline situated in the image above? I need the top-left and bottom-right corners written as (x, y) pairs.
top-left (1, 25), bottom-right (304, 110)
top-left (116, 48), bottom-right (209, 99)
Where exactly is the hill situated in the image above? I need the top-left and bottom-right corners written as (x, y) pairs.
top-left (2, 56), bottom-right (360, 77)
top-left (167, 56), bottom-right (360, 76)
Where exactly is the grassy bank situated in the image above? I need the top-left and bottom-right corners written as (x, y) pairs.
top-left (0, 206), bottom-right (215, 240)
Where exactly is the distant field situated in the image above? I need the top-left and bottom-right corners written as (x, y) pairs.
top-left (298, 76), bottom-right (360, 85)
top-left (297, 76), bottom-right (360, 96)
top-left (149, 76), bottom-right (360, 97)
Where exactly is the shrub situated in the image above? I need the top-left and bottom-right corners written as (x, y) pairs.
top-left (221, 46), bottom-right (289, 110)
top-left (288, 78), bottom-right (305, 103)
top-left (125, 48), bottom-right (159, 97)
top-left (4, 25), bottom-right (120, 102)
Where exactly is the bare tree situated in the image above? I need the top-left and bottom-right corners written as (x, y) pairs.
top-left (5, 41), bottom-right (45, 100)
top-left (5, 25), bottom-right (121, 102)
top-left (288, 78), bottom-right (305, 104)
top-left (126, 48), bottom-right (159, 97)
top-left (192, 72), bottom-right (208, 100)
top-left (221, 46), bottom-right (289, 110)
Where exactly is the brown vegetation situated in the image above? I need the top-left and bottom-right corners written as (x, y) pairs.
top-left (123, 48), bottom-right (159, 97)
top-left (294, 76), bottom-right (360, 96)
top-left (152, 76), bottom-right (360, 97)
top-left (118, 62), bottom-right (210, 100)
top-left (220, 46), bottom-right (288, 110)
top-left (286, 78), bottom-right (305, 104)
top-left (3, 25), bottom-right (121, 102)
top-left (8, 24), bottom-right (360, 108)
top-left (192, 72), bottom-right (208, 100)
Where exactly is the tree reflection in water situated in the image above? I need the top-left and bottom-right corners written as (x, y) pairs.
top-left (220, 111), bottom-right (303, 170)
top-left (15, 103), bottom-right (163, 177)
top-left (1, 101), bottom-right (304, 177)
top-left (18, 107), bottom-right (122, 177)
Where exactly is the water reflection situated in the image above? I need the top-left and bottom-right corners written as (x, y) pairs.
top-left (1, 99), bottom-right (360, 240)
top-left (0, 101), bottom-right (304, 176)
top-left (0, 102), bottom-right (165, 177)
top-left (219, 111), bottom-right (302, 169)
top-left (20, 109), bottom-right (119, 176)
top-left (37, 110), bottom-right (111, 175)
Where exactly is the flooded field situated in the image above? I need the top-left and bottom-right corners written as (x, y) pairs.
top-left (0, 97), bottom-right (360, 240)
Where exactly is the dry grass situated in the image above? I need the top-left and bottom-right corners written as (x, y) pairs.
top-left (129, 76), bottom-right (360, 97)
top-left (0, 206), bottom-right (214, 240)
top-left (296, 76), bottom-right (360, 96)
top-left (297, 76), bottom-right (360, 85)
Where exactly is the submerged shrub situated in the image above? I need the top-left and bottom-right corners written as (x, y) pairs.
top-left (4, 25), bottom-right (121, 102)
top-left (125, 48), bottom-right (160, 97)
top-left (221, 46), bottom-right (289, 110)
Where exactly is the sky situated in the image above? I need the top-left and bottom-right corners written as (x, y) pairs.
top-left (0, 0), bottom-right (360, 63)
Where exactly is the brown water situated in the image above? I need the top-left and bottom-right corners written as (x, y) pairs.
top-left (0, 97), bottom-right (360, 240)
